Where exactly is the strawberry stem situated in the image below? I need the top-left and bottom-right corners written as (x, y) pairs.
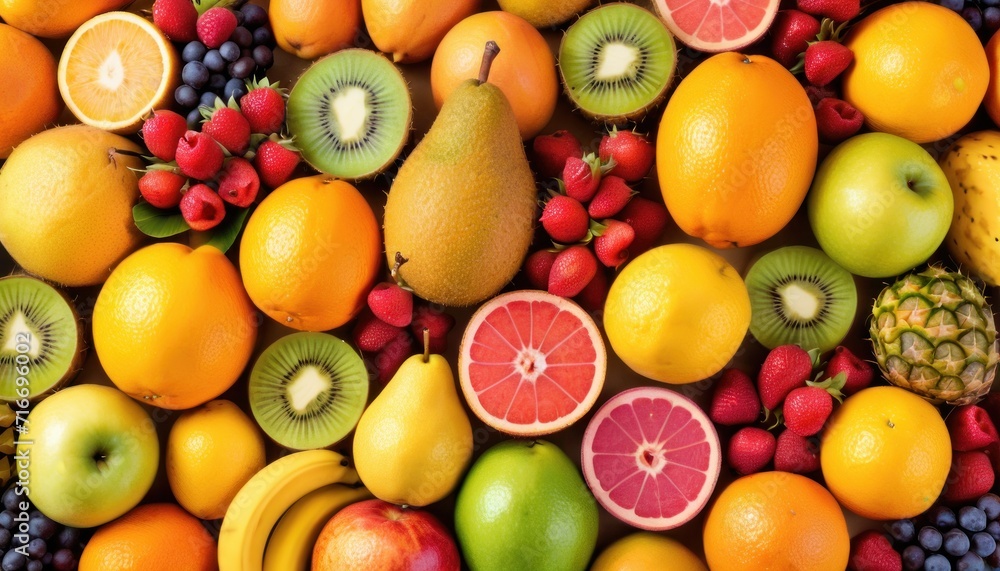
top-left (478, 41), bottom-right (501, 86)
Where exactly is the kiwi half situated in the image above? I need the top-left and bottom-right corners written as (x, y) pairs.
top-left (0, 276), bottom-right (83, 402)
top-left (745, 245), bottom-right (858, 353)
top-left (249, 332), bottom-right (369, 450)
top-left (286, 48), bottom-right (412, 180)
top-left (558, 3), bottom-right (677, 123)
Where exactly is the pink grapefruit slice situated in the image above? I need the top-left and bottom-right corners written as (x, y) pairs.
top-left (581, 386), bottom-right (721, 530)
top-left (458, 290), bottom-right (606, 437)
top-left (652, 0), bottom-right (780, 53)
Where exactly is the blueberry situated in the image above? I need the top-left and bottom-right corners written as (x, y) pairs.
top-left (229, 56), bottom-right (256, 80)
top-left (921, 526), bottom-right (945, 552)
top-left (241, 4), bottom-right (268, 28)
top-left (0, 512), bottom-right (14, 531)
top-left (1, 549), bottom-right (25, 571)
top-left (233, 9), bottom-right (244, 26)
top-left (208, 73), bottom-right (227, 92)
top-left (231, 26), bottom-right (253, 48)
top-left (182, 41), bottom-right (207, 63)
top-left (963, 5), bottom-right (984, 30)
top-left (1, 490), bottom-right (19, 514)
top-left (957, 551), bottom-right (986, 571)
top-left (252, 25), bottom-right (274, 48)
top-left (24, 562), bottom-right (40, 571)
top-left (203, 50), bottom-right (227, 73)
top-left (931, 506), bottom-right (959, 529)
top-left (890, 519), bottom-right (916, 543)
top-left (200, 91), bottom-right (220, 108)
top-left (223, 78), bottom-right (249, 103)
top-left (902, 544), bottom-right (925, 571)
top-left (26, 514), bottom-right (55, 540)
top-left (186, 107), bottom-right (203, 129)
top-left (987, 520), bottom-right (1000, 541)
top-left (940, 0), bottom-right (965, 11)
top-left (50, 549), bottom-right (74, 571)
top-left (985, 6), bottom-right (1000, 33)
top-left (960, 507), bottom-right (989, 532)
top-left (55, 527), bottom-right (78, 550)
top-left (25, 538), bottom-right (45, 559)
top-left (219, 41), bottom-right (241, 62)
top-left (985, 0), bottom-right (1000, 8)
top-left (181, 61), bottom-right (210, 90)
top-left (945, 528), bottom-right (972, 556)
top-left (925, 553), bottom-right (953, 571)
top-left (971, 531), bottom-right (996, 557)
top-left (175, 84), bottom-right (199, 108)
top-left (252, 45), bottom-right (273, 68)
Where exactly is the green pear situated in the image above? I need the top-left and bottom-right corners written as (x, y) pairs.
top-left (383, 41), bottom-right (537, 306)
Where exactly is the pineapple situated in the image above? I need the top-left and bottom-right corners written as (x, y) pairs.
top-left (870, 265), bottom-right (999, 405)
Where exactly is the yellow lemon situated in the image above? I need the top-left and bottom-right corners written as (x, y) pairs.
top-left (821, 386), bottom-right (952, 519)
top-left (0, 125), bottom-right (143, 286)
top-left (591, 533), bottom-right (707, 571)
top-left (93, 243), bottom-right (258, 410)
top-left (167, 400), bottom-right (266, 520)
top-left (604, 243), bottom-right (751, 384)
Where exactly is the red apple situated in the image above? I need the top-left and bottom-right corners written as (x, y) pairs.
top-left (313, 499), bottom-right (460, 571)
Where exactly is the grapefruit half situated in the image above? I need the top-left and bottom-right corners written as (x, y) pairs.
top-left (652, 0), bottom-right (780, 53)
top-left (458, 290), bottom-right (606, 437)
top-left (581, 386), bottom-right (721, 530)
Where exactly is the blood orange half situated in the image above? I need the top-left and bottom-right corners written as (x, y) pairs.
top-left (581, 386), bottom-right (721, 530)
top-left (458, 290), bottom-right (606, 437)
top-left (652, 0), bottom-right (780, 53)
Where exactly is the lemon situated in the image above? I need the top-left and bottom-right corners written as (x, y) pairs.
top-left (604, 243), bottom-right (751, 384)
top-left (592, 533), bottom-right (707, 571)
top-left (167, 400), bottom-right (266, 520)
top-left (0, 125), bottom-right (143, 286)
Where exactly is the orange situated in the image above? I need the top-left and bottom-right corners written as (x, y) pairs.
top-left (0, 0), bottom-right (131, 38)
top-left (58, 11), bottom-right (179, 133)
top-left (984, 29), bottom-right (1000, 127)
top-left (431, 11), bottom-right (557, 140)
top-left (591, 533), bottom-right (707, 571)
top-left (167, 400), bottom-right (266, 520)
top-left (0, 24), bottom-right (61, 159)
top-left (270, 0), bottom-right (361, 60)
top-left (0, 125), bottom-right (143, 286)
top-left (92, 243), bottom-right (258, 410)
top-left (843, 2), bottom-right (988, 144)
top-left (79, 503), bottom-right (217, 571)
top-left (240, 175), bottom-right (381, 332)
top-left (703, 472), bottom-right (850, 571)
top-left (821, 386), bottom-right (952, 520)
top-left (363, 0), bottom-right (479, 63)
top-left (656, 52), bottom-right (817, 249)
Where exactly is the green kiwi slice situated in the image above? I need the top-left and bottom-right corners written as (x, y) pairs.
top-left (286, 48), bottom-right (412, 180)
top-left (559, 3), bottom-right (677, 123)
top-left (0, 276), bottom-right (83, 402)
top-left (249, 332), bottom-right (369, 450)
top-left (745, 246), bottom-right (858, 354)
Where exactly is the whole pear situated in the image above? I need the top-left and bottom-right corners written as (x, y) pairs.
top-left (383, 41), bottom-right (537, 307)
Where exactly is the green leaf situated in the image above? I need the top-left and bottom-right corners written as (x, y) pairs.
top-left (132, 202), bottom-right (190, 238)
top-left (194, 0), bottom-right (240, 14)
top-left (201, 207), bottom-right (251, 254)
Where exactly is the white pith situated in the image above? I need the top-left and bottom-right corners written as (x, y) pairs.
top-left (597, 43), bottom-right (639, 81)
top-left (97, 50), bottom-right (125, 90)
top-left (2, 313), bottom-right (39, 359)
top-left (332, 87), bottom-right (368, 143)
top-left (779, 283), bottom-right (820, 321)
top-left (287, 366), bottom-right (330, 411)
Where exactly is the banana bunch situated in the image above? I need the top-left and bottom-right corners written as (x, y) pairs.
top-left (218, 449), bottom-right (369, 571)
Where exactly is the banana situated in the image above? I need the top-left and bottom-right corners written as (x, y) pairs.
top-left (262, 483), bottom-right (373, 571)
top-left (217, 449), bottom-right (360, 571)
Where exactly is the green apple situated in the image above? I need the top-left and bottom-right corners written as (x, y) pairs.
top-left (807, 132), bottom-right (954, 278)
top-left (18, 384), bottom-right (159, 528)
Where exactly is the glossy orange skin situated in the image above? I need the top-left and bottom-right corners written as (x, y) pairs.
top-left (270, 0), bottom-right (362, 60)
top-left (0, 24), bottom-right (61, 158)
top-left (363, 0), bottom-right (480, 63)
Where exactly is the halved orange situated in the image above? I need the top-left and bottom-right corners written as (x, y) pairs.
top-left (58, 12), bottom-right (178, 134)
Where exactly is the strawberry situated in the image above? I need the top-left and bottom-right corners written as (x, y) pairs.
top-left (152, 0), bottom-right (198, 42)
top-left (562, 154), bottom-right (604, 203)
top-left (942, 450), bottom-right (996, 504)
top-left (588, 176), bottom-right (635, 219)
top-left (524, 250), bottom-right (558, 290)
top-left (410, 305), bottom-right (456, 355)
top-left (254, 137), bottom-right (300, 188)
top-left (574, 268), bottom-right (608, 314)
top-left (815, 98), bottom-right (864, 143)
top-left (769, 10), bottom-right (821, 68)
top-left (138, 169), bottom-right (186, 209)
top-left (175, 130), bottom-right (224, 181)
top-left (141, 109), bottom-right (188, 161)
top-left (240, 78), bottom-right (286, 135)
top-left (805, 84), bottom-right (838, 107)
top-left (948, 405), bottom-right (1000, 452)
top-left (374, 331), bottom-right (414, 384)
top-left (773, 430), bottom-right (820, 473)
top-left (593, 220), bottom-right (635, 269)
top-left (548, 245), bottom-right (598, 298)
top-left (615, 197), bottom-right (668, 255)
top-left (540, 195), bottom-right (589, 244)
top-left (217, 157), bottom-right (259, 208)
top-left (353, 310), bottom-right (404, 353)
top-left (797, 0), bottom-right (860, 22)
top-left (598, 128), bottom-right (654, 182)
top-left (201, 101), bottom-right (251, 155)
top-left (179, 183), bottom-right (226, 231)
top-left (757, 344), bottom-right (814, 410)
top-left (726, 427), bottom-right (775, 475)
top-left (783, 386), bottom-right (833, 437)
top-left (533, 130), bottom-right (583, 179)
top-left (848, 531), bottom-right (902, 571)
top-left (822, 346), bottom-right (873, 396)
top-left (709, 368), bottom-right (761, 426)
top-left (196, 6), bottom-right (237, 49)
top-left (803, 40), bottom-right (854, 87)
top-left (368, 282), bottom-right (413, 328)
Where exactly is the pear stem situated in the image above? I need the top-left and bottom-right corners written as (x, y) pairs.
top-left (390, 252), bottom-right (408, 281)
top-left (422, 328), bottom-right (430, 363)
top-left (478, 41), bottom-right (501, 85)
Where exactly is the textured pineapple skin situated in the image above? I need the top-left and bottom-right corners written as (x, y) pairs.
top-left (870, 266), bottom-right (999, 405)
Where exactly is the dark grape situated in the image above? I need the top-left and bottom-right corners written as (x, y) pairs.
top-left (252, 45), bottom-right (273, 68)
top-left (240, 48), bottom-right (252, 61)
top-left (233, 9), bottom-right (245, 26)
top-left (229, 57), bottom-right (255, 80)
top-left (220, 41), bottom-right (241, 62)
top-left (200, 91), bottom-right (219, 108)
top-left (1, 550), bottom-right (25, 571)
top-left (972, 531), bottom-right (996, 557)
top-left (27, 513), bottom-right (55, 541)
top-left (181, 61), bottom-right (210, 90)
top-left (203, 50), bottom-right (227, 73)
top-left (941, 0), bottom-right (966, 11)
top-left (963, 5), bottom-right (983, 30)
top-left (186, 108), bottom-right (203, 129)
top-left (985, 0), bottom-right (1000, 8)
top-left (925, 553), bottom-right (953, 571)
top-left (946, 528), bottom-right (972, 556)
top-left (902, 545), bottom-right (925, 571)
top-left (252, 26), bottom-right (274, 48)
top-left (39, 555), bottom-right (50, 567)
top-left (976, 494), bottom-right (1000, 520)
top-left (26, 538), bottom-right (45, 559)
top-left (1, 490), bottom-right (19, 513)
top-left (957, 551), bottom-right (986, 571)
top-left (55, 527), bottom-right (78, 550)
top-left (223, 78), bottom-right (249, 102)
top-left (241, 4), bottom-right (268, 28)
top-left (50, 549), bottom-right (73, 571)
top-left (0, 512), bottom-right (14, 531)
top-left (182, 41), bottom-right (207, 63)
top-left (0, 529), bottom-right (9, 550)
top-left (985, 6), bottom-right (1000, 33)
top-left (175, 84), bottom-right (199, 108)
top-left (208, 73), bottom-right (227, 92)
top-left (232, 26), bottom-right (253, 48)
top-left (931, 507), bottom-right (959, 529)
top-left (24, 562), bottom-right (40, 571)
top-left (890, 519), bottom-right (916, 543)
top-left (921, 526), bottom-right (945, 551)
top-left (960, 507), bottom-right (988, 532)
